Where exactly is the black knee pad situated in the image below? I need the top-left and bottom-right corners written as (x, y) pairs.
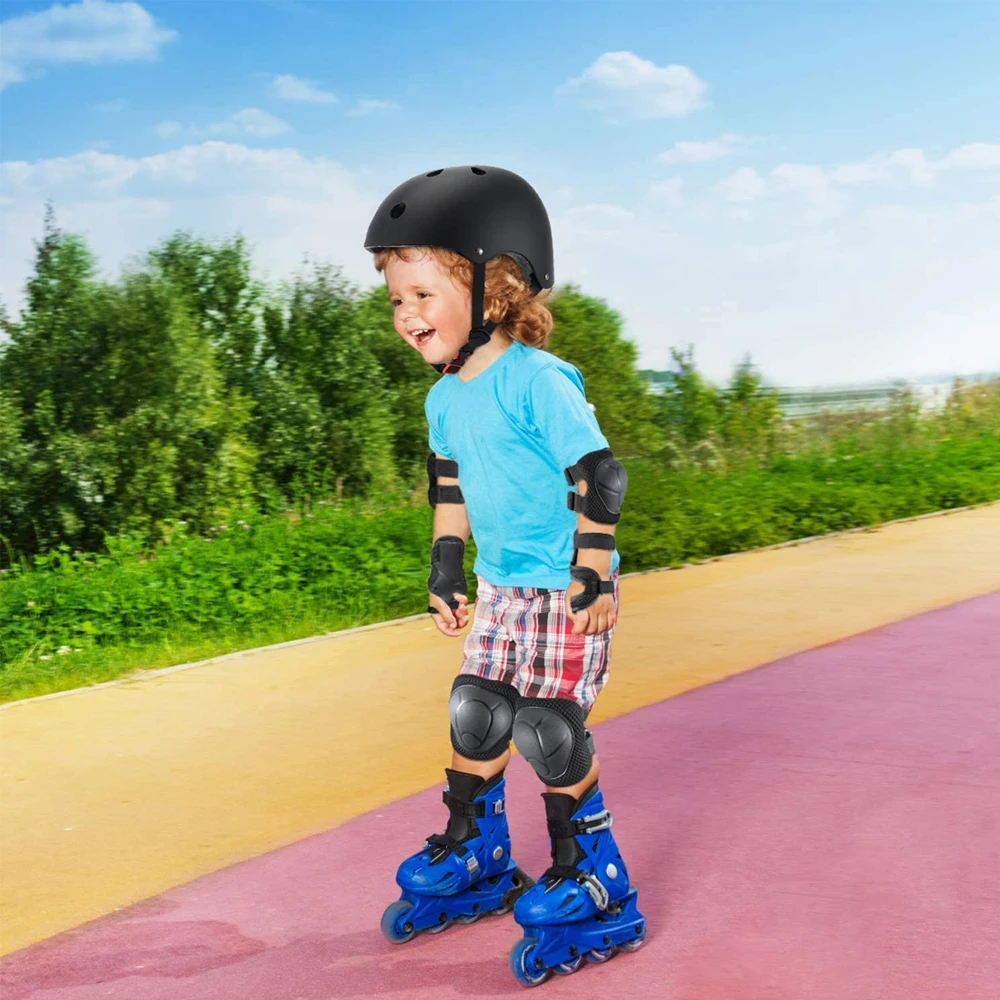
top-left (512, 696), bottom-right (595, 787)
top-left (448, 675), bottom-right (519, 761)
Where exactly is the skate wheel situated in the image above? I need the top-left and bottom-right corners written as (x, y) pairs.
top-left (620, 930), bottom-right (646, 953)
top-left (586, 946), bottom-right (615, 964)
top-left (425, 912), bottom-right (452, 934)
top-left (380, 900), bottom-right (416, 944)
top-left (455, 910), bottom-right (481, 924)
top-left (554, 955), bottom-right (584, 975)
top-left (510, 937), bottom-right (550, 987)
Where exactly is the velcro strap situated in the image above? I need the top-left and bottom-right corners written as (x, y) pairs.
top-left (442, 790), bottom-right (485, 818)
top-left (546, 818), bottom-right (581, 839)
top-left (429, 484), bottom-right (465, 505)
top-left (540, 864), bottom-right (610, 909)
top-left (547, 808), bottom-right (612, 840)
top-left (429, 457), bottom-right (459, 478)
top-left (574, 531), bottom-right (615, 551)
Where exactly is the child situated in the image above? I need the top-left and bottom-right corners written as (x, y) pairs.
top-left (365, 165), bottom-right (644, 985)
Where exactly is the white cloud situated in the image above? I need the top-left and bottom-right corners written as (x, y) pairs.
top-left (152, 110), bottom-right (291, 140)
top-left (0, 140), bottom-right (378, 319)
top-left (716, 142), bottom-right (1000, 226)
top-left (659, 133), bottom-right (758, 164)
top-left (831, 148), bottom-right (933, 187)
top-left (557, 203), bottom-right (636, 249)
top-left (202, 108), bottom-right (290, 138)
top-left (270, 73), bottom-right (338, 103)
top-left (647, 176), bottom-right (683, 206)
top-left (153, 120), bottom-right (182, 139)
top-left (718, 167), bottom-right (767, 202)
top-left (346, 99), bottom-right (400, 117)
top-left (0, 0), bottom-right (177, 90)
top-left (941, 143), bottom-right (1000, 172)
top-left (770, 163), bottom-right (847, 222)
top-left (2, 138), bottom-right (997, 388)
top-left (556, 51), bottom-right (707, 122)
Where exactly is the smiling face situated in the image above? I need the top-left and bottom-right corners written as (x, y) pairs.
top-left (384, 249), bottom-right (472, 362)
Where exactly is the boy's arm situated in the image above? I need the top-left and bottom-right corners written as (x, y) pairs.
top-left (431, 452), bottom-right (470, 547)
top-left (573, 491), bottom-right (615, 578)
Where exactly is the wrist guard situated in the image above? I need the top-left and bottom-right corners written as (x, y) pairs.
top-left (568, 565), bottom-right (614, 613)
top-left (428, 535), bottom-right (467, 613)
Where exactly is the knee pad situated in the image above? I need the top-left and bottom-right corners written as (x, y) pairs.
top-left (449, 675), bottom-right (519, 761)
top-left (564, 448), bottom-right (628, 524)
top-left (512, 697), bottom-right (595, 787)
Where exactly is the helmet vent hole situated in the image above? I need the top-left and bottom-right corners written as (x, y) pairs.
top-left (389, 203), bottom-right (406, 219)
top-left (471, 167), bottom-right (486, 175)
top-left (426, 169), bottom-right (443, 177)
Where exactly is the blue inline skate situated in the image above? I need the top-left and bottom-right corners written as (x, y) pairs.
top-left (509, 783), bottom-right (645, 986)
top-left (381, 768), bottom-right (534, 943)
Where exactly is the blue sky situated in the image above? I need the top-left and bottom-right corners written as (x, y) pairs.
top-left (2, 0), bottom-right (998, 385)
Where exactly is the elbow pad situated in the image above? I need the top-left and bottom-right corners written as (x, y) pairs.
top-left (427, 452), bottom-right (465, 508)
top-left (564, 448), bottom-right (627, 524)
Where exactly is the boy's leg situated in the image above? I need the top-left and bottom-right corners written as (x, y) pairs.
top-left (504, 569), bottom-right (644, 983)
top-left (450, 574), bottom-right (522, 778)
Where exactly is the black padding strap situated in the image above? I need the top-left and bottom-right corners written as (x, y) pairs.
top-left (425, 832), bottom-right (470, 858)
top-left (574, 531), bottom-right (615, 550)
top-left (546, 809), bottom-right (612, 840)
top-left (426, 452), bottom-right (465, 507)
top-left (442, 790), bottom-right (486, 818)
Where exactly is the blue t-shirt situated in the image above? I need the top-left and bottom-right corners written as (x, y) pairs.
top-left (425, 339), bottom-right (620, 589)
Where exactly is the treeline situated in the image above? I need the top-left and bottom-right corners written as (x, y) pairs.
top-left (1, 206), bottom-right (803, 565)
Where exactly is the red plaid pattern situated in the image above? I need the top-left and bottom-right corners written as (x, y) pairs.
top-left (458, 568), bottom-right (621, 712)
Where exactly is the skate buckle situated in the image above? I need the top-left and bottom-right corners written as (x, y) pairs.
top-left (464, 854), bottom-right (480, 876)
top-left (492, 799), bottom-right (505, 816)
top-left (578, 872), bottom-right (610, 911)
top-left (579, 808), bottom-right (612, 833)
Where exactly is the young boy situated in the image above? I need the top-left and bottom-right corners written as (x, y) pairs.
top-left (365, 165), bottom-right (644, 985)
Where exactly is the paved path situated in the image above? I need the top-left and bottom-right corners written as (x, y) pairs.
top-left (2, 590), bottom-right (998, 998)
top-left (2, 505), bottom-right (999, 997)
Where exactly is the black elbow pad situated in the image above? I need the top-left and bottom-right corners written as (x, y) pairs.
top-left (564, 448), bottom-right (627, 524)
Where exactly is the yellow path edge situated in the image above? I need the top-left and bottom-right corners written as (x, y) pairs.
top-left (2, 502), bottom-right (999, 956)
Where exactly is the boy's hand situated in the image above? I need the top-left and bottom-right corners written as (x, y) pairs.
top-left (566, 579), bottom-right (617, 635)
top-left (428, 591), bottom-right (469, 636)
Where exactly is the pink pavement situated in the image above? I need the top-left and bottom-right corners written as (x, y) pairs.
top-left (3, 591), bottom-right (999, 1000)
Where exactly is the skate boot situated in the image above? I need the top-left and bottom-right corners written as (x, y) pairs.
top-left (381, 768), bottom-right (533, 943)
top-left (509, 783), bottom-right (645, 986)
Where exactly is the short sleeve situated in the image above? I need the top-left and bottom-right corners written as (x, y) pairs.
top-left (522, 365), bottom-right (608, 471)
top-left (424, 394), bottom-right (453, 459)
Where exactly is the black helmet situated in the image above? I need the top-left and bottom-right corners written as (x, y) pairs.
top-left (364, 165), bottom-right (554, 374)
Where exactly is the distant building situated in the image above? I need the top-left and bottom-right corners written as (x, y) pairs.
top-left (638, 370), bottom-right (996, 418)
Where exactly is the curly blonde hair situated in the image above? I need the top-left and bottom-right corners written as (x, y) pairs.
top-left (372, 246), bottom-right (554, 350)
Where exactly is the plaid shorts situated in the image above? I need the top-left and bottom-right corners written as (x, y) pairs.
top-left (458, 567), bottom-right (621, 713)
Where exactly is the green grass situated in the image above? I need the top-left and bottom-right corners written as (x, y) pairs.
top-left (3, 431), bottom-right (999, 704)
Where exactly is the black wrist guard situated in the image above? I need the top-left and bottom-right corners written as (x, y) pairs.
top-left (428, 535), bottom-right (467, 613)
top-left (568, 565), bottom-right (614, 613)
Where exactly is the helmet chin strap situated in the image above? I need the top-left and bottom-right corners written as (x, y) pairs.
top-left (433, 261), bottom-right (498, 375)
